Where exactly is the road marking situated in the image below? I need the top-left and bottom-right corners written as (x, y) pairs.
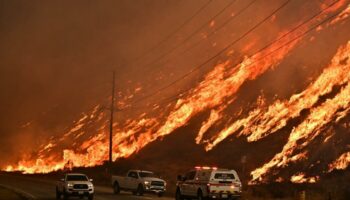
top-left (0, 183), bottom-right (37, 199)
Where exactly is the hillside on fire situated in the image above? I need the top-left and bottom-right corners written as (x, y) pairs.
top-left (1, 0), bottom-right (350, 194)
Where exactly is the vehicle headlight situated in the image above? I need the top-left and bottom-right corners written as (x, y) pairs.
top-left (67, 183), bottom-right (73, 187)
top-left (144, 181), bottom-right (151, 185)
top-left (88, 184), bottom-right (93, 188)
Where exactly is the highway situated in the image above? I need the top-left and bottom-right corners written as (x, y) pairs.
top-left (0, 174), bottom-right (173, 200)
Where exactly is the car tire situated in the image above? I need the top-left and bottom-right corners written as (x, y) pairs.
top-left (197, 190), bottom-right (204, 200)
top-left (176, 188), bottom-right (184, 200)
top-left (56, 188), bottom-right (61, 199)
top-left (113, 182), bottom-right (120, 194)
top-left (136, 184), bottom-right (144, 196)
top-left (158, 192), bottom-right (164, 197)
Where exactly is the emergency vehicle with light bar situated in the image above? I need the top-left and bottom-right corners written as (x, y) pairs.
top-left (175, 166), bottom-right (242, 200)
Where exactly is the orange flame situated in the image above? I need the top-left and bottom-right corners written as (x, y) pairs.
top-left (290, 172), bottom-right (318, 184)
top-left (328, 152), bottom-right (350, 172)
top-left (206, 40), bottom-right (350, 151)
top-left (251, 70), bottom-right (350, 183)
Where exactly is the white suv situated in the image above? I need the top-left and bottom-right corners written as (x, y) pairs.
top-left (176, 167), bottom-right (242, 200)
top-left (56, 173), bottom-right (94, 200)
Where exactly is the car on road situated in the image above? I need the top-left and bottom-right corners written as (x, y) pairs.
top-left (176, 166), bottom-right (242, 200)
top-left (112, 170), bottom-right (166, 197)
top-left (56, 173), bottom-right (94, 200)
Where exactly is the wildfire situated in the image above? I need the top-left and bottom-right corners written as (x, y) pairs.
top-left (328, 152), bottom-right (350, 171)
top-left (196, 104), bottom-right (228, 144)
top-left (3, 1), bottom-right (350, 184)
top-left (251, 70), bottom-right (350, 183)
top-left (290, 173), bottom-right (319, 184)
top-left (206, 40), bottom-right (350, 151)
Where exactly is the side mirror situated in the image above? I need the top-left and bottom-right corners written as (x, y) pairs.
top-left (89, 179), bottom-right (93, 182)
top-left (177, 175), bottom-right (183, 181)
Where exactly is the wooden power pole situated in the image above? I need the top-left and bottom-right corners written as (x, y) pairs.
top-left (109, 71), bottom-right (115, 164)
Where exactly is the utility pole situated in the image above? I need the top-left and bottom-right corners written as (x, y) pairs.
top-left (109, 71), bottom-right (115, 164)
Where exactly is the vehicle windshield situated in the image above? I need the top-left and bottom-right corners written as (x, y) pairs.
top-left (139, 172), bottom-right (155, 178)
top-left (214, 173), bottom-right (235, 180)
top-left (66, 175), bottom-right (88, 181)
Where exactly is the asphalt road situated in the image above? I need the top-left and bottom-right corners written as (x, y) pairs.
top-left (0, 185), bottom-right (24, 200)
top-left (0, 174), bottom-right (173, 200)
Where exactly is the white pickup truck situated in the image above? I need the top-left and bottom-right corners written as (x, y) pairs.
top-left (111, 170), bottom-right (166, 197)
top-left (56, 173), bottom-right (94, 200)
top-left (176, 167), bottom-right (242, 200)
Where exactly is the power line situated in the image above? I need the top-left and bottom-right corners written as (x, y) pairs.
top-left (116, 0), bottom-right (243, 95)
top-left (123, 87), bottom-right (189, 110)
top-left (149, 0), bottom-right (258, 74)
top-left (115, 0), bottom-right (256, 110)
top-left (250, 0), bottom-right (341, 56)
top-left (121, 0), bottom-right (343, 112)
top-left (130, 0), bottom-right (213, 64)
top-left (139, 0), bottom-right (238, 70)
top-left (127, 0), bottom-right (292, 106)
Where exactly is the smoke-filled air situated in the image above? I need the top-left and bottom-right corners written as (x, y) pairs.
top-left (1, 0), bottom-right (350, 185)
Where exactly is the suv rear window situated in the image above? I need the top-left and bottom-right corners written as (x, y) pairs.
top-left (214, 173), bottom-right (235, 179)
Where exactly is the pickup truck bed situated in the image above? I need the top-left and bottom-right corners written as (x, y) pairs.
top-left (111, 170), bottom-right (166, 197)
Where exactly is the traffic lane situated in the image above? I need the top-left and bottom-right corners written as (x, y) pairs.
top-left (0, 174), bottom-right (172, 200)
top-left (0, 174), bottom-right (54, 199)
top-left (97, 191), bottom-right (159, 200)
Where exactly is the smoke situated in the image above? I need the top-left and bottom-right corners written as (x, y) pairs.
top-left (1, 0), bottom-right (350, 182)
